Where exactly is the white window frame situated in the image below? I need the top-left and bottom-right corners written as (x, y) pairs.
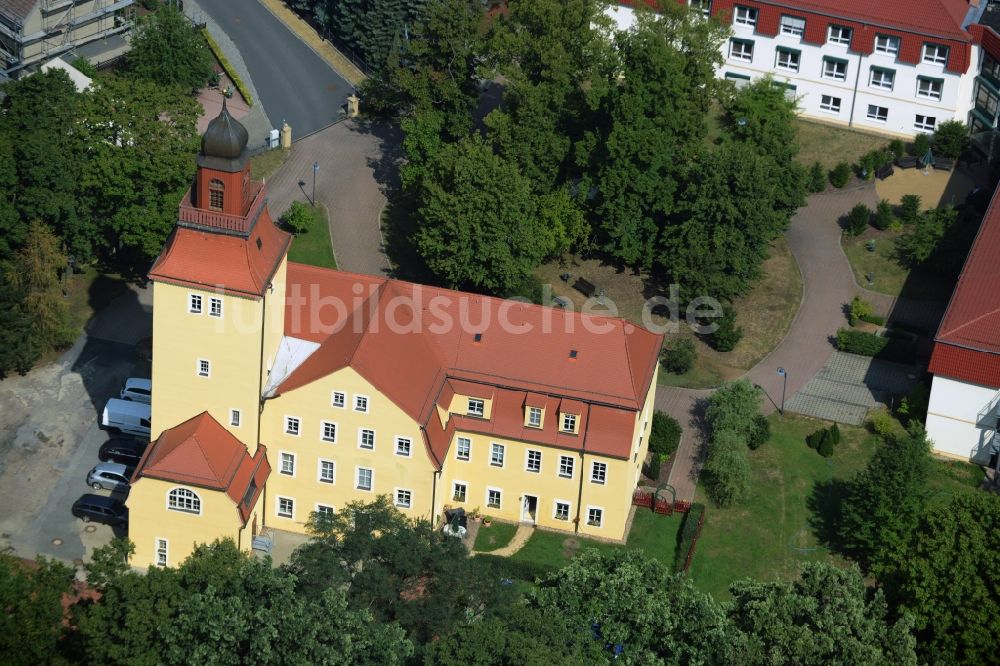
top-left (866, 104), bottom-right (889, 123)
top-left (553, 500), bottom-right (571, 521)
top-left (527, 406), bottom-right (542, 428)
top-left (358, 428), bottom-right (375, 450)
top-left (828, 25), bottom-right (852, 45)
top-left (819, 95), bottom-right (841, 113)
top-left (155, 538), bottom-right (168, 567)
top-left (356, 466), bottom-right (373, 492)
top-left (526, 449), bottom-right (542, 473)
top-left (586, 506), bottom-right (604, 528)
top-left (875, 34), bottom-right (900, 56)
top-left (914, 114), bottom-right (937, 131)
top-left (394, 488), bottom-right (412, 509)
top-left (315, 504), bottom-right (335, 520)
top-left (729, 38), bottom-right (753, 62)
top-left (395, 436), bottom-right (412, 457)
top-left (456, 436), bottom-right (471, 461)
top-left (353, 394), bottom-right (369, 413)
top-left (452, 480), bottom-right (468, 503)
top-left (321, 420), bottom-right (337, 443)
top-left (923, 43), bottom-right (949, 66)
top-left (490, 442), bottom-right (505, 467)
top-left (208, 297), bottom-right (222, 318)
top-left (486, 487), bottom-right (502, 510)
top-left (279, 451), bottom-right (296, 477)
top-left (276, 496), bottom-right (295, 519)
top-left (561, 413), bottom-right (577, 433)
top-left (197, 358), bottom-right (210, 378)
top-left (166, 487), bottom-right (201, 515)
top-left (230, 409), bottom-right (241, 427)
top-left (917, 77), bottom-right (943, 101)
top-left (689, 0), bottom-right (711, 18)
top-left (331, 391), bottom-right (346, 408)
top-left (558, 455), bottom-right (575, 479)
top-left (188, 293), bottom-right (202, 314)
top-left (467, 398), bottom-right (485, 417)
top-left (318, 458), bottom-right (335, 484)
top-left (734, 5), bottom-right (757, 27)
top-left (780, 15), bottom-right (805, 38)
top-left (591, 461), bottom-right (608, 485)
top-left (284, 416), bottom-right (300, 437)
top-left (822, 58), bottom-right (847, 82)
top-left (775, 48), bottom-right (800, 73)
top-left (869, 67), bottom-right (895, 90)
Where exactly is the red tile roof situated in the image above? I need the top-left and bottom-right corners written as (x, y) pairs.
top-left (148, 201), bottom-right (291, 298)
top-left (930, 185), bottom-right (1000, 387)
top-left (133, 412), bottom-right (270, 524)
top-left (277, 263), bottom-right (663, 465)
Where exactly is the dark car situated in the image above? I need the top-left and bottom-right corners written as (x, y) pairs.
top-left (72, 494), bottom-right (128, 527)
top-left (99, 437), bottom-right (148, 466)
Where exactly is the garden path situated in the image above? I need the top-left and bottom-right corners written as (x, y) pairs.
top-left (478, 525), bottom-right (535, 557)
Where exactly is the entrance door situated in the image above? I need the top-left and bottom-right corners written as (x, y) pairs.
top-left (521, 495), bottom-right (537, 524)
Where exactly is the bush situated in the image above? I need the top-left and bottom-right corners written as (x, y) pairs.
top-left (889, 139), bottom-right (905, 159)
top-left (706, 379), bottom-right (762, 434)
top-left (649, 411), bottom-right (682, 457)
top-left (471, 554), bottom-right (558, 583)
top-left (933, 120), bottom-right (969, 159)
top-left (911, 133), bottom-right (931, 157)
top-left (847, 203), bottom-right (870, 236)
top-left (873, 199), bottom-right (895, 230)
top-left (868, 410), bottom-right (897, 438)
top-left (898, 382), bottom-right (930, 425)
top-left (859, 313), bottom-right (885, 326)
top-left (71, 57), bottom-right (97, 77)
top-left (747, 414), bottom-right (770, 450)
top-left (661, 337), bottom-right (696, 375)
top-left (817, 430), bottom-right (835, 457)
top-left (674, 502), bottom-right (706, 572)
top-left (849, 296), bottom-right (874, 326)
top-left (806, 428), bottom-right (824, 450)
top-left (858, 149), bottom-right (893, 180)
top-left (703, 437), bottom-right (751, 507)
top-left (829, 422), bottom-right (841, 444)
top-left (836, 328), bottom-right (888, 356)
top-left (898, 194), bottom-right (922, 225)
top-left (808, 161), bottom-right (826, 193)
top-left (647, 452), bottom-right (662, 481)
top-left (281, 200), bottom-right (315, 233)
top-left (711, 304), bottom-right (743, 352)
top-left (829, 162), bottom-right (851, 188)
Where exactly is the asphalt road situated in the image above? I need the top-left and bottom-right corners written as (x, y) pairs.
top-left (195, 0), bottom-right (353, 138)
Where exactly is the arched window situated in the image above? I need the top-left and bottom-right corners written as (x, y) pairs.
top-left (167, 487), bottom-right (202, 514)
top-left (209, 178), bottom-right (225, 211)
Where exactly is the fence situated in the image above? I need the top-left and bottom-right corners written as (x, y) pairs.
top-left (632, 489), bottom-right (693, 516)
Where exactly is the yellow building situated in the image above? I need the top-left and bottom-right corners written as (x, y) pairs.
top-left (127, 105), bottom-right (663, 568)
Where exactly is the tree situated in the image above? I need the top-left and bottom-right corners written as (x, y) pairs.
top-left (0, 553), bottom-right (75, 666)
top-left (710, 303), bottom-right (743, 351)
top-left (702, 429), bottom-right (751, 506)
top-left (661, 336), bottom-right (696, 374)
top-left (527, 550), bottom-right (735, 663)
top-left (705, 379), bottom-right (761, 435)
top-left (808, 161), bottom-right (826, 193)
top-left (128, 7), bottom-right (213, 90)
top-left (873, 199), bottom-right (894, 230)
top-left (896, 207), bottom-right (957, 265)
top-left (897, 194), bottom-right (922, 224)
top-left (883, 493), bottom-right (1000, 665)
top-left (847, 203), bottom-right (870, 236)
top-left (932, 119), bottom-right (969, 159)
top-left (329, 0), bottom-right (427, 69)
top-left (829, 161), bottom-right (851, 188)
top-left (747, 413), bottom-right (770, 450)
top-left (837, 426), bottom-right (932, 572)
top-left (85, 538), bottom-right (135, 589)
top-left (728, 562), bottom-right (917, 666)
top-left (281, 201), bottom-right (315, 234)
top-left (649, 411), bottom-right (682, 457)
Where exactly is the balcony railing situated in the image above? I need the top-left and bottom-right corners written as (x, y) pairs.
top-left (976, 390), bottom-right (1000, 428)
top-left (177, 181), bottom-right (264, 236)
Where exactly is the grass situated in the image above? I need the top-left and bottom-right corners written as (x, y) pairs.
top-left (251, 148), bottom-right (291, 181)
top-left (473, 521), bottom-right (519, 553)
top-left (794, 119), bottom-right (890, 171)
top-left (286, 204), bottom-right (337, 269)
top-left (511, 509), bottom-right (684, 571)
top-left (841, 227), bottom-right (953, 301)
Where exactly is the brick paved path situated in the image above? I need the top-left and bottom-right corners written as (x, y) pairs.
top-left (266, 120), bottom-right (399, 276)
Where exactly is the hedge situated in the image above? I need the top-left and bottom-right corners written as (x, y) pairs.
top-left (836, 328), bottom-right (916, 363)
top-left (674, 503), bottom-right (706, 573)
top-left (471, 554), bottom-right (558, 583)
top-left (859, 313), bottom-right (885, 326)
top-left (201, 28), bottom-right (254, 106)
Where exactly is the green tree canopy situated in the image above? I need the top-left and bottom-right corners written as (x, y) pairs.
top-left (0, 553), bottom-right (75, 666)
top-left (705, 379), bottom-right (762, 435)
top-left (128, 7), bottom-right (213, 90)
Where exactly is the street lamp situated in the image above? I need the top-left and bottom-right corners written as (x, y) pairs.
top-left (776, 367), bottom-right (788, 416)
top-left (312, 162), bottom-right (319, 205)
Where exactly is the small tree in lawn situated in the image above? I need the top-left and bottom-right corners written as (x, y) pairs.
top-left (711, 304), bottom-right (743, 352)
top-left (873, 199), bottom-right (894, 230)
top-left (747, 414), bottom-right (770, 450)
top-left (706, 379), bottom-right (762, 435)
top-left (829, 162), bottom-right (851, 188)
top-left (703, 430), bottom-right (751, 507)
top-left (661, 337), bottom-right (696, 375)
top-left (649, 411), bottom-right (682, 457)
top-left (897, 194), bottom-right (922, 225)
top-left (808, 161), bottom-right (826, 193)
top-left (282, 201), bottom-right (313, 234)
top-left (932, 120), bottom-right (969, 159)
top-left (847, 203), bottom-right (870, 236)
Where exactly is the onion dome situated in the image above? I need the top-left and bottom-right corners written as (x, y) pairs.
top-left (201, 99), bottom-right (248, 159)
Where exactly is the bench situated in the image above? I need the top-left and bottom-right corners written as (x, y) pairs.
top-left (876, 164), bottom-right (894, 180)
top-left (933, 157), bottom-right (955, 171)
top-left (895, 156), bottom-right (919, 169)
top-left (572, 277), bottom-right (597, 298)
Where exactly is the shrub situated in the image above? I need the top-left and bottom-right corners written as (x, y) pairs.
top-left (703, 438), bottom-right (751, 507)
top-left (847, 203), bottom-right (870, 236)
top-left (711, 304), bottom-right (743, 352)
top-left (71, 57), bottom-right (97, 77)
top-left (898, 382), bottom-right (930, 425)
top-left (829, 423), bottom-right (841, 444)
top-left (849, 296), bottom-right (874, 326)
top-left (837, 328), bottom-right (888, 356)
top-left (898, 194), bottom-right (922, 225)
top-left (706, 379), bottom-right (762, 434)
top-left (933, 119), bottom-right (969, 159)
top-left (817, 430), bottom-right (835, 457)
top-left (647, 452), bottom-right (662, 481)
top-left (808, 161), bottom-right (827, 193)
top-left (858, 149), bottom-right (893, 180)
top-left (471, 554), bottom-right (558, 583)
top-left (674, 502), bottom-right (706, 572)
top-left (889, 139), bottom-right (905, 159)
top-left (860, 313), bottom-right (885, 326)
top-left (829, 162), bottom-right (851, 188)
top-left (649, 412), bottom-right (682, 457)
top-left (868, 409), bottom-right (897, 438)
top-left (806, 428), bottom-right (825, 450)
top-left (747, 414), bottom-right (770, 450)
top-left (911, 133), bottom-right (931, 157)
top-left (281, 200), bottom-right (315, 233)
top-left (661, 337), bottom-right (696, 375)
top-left (873, 199), bottom-right (895, 230)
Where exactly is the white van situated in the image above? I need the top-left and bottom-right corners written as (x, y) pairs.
top-left (120, 377), bottom-right (152, 404)
top-left (101, 399), bottom-right (151, 438)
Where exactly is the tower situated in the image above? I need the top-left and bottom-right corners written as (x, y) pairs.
top-left (147, 101), bottom-right (291, 452)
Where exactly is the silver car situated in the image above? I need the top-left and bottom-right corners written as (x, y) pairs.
top-left (87, 462), bottom-right (132, 493)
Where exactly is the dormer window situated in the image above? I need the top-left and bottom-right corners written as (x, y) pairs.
top-left (527, 406), bottom-right (542, 428)
top-left (209, 178), bottom-right (225, 211)
top-left (561, 413), bottom-right (578, 433)
top-left (467, 398), bottom-right (484, 418)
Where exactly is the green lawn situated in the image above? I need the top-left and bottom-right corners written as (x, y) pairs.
top-left (286, 204), bottom-right (337, 269)
top-left (250, 147), bottom-right (291, 181)
top-left (794, 119), bottom-right (889, 170)
top-left (842, 229), bottom-right (954, 302)
top-left (474, 521), bottom-right (518, 553)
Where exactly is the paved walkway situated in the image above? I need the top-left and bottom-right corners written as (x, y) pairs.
top-left (477, 524), bottom-right (534, 557)
top-left (266, 120), bottom-right (398, 276)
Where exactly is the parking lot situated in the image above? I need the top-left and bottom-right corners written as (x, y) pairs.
top-left (0, 285), bottom-right (151, 567)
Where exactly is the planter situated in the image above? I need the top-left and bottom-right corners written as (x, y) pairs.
top-left (483, 519), bottom-right (492, 527)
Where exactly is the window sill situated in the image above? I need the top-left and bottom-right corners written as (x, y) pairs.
top-left (591, 480), bottom-right (606, 485)
top-left (559, 474), bottom-right (573, 479)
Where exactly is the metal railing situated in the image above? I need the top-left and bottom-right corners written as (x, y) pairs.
top-left (177, 181), bottom-right (264, 235)
top-left (976, 390), bottom-right (1000, 428)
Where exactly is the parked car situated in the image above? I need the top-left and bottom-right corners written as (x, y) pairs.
top-left (101, 398), bottom-right (151, 438)
top-left (72, 494), bottom-right (128, 527)
top-left (99, 437), bottom-right (148, 466)
top-left (86, 462), bottom-right (133, 493)
top-left (119, 377), bottom-right (152, 404)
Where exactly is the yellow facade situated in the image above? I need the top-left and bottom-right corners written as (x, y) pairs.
top-left (127, 477), bottom-right (259, 568)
